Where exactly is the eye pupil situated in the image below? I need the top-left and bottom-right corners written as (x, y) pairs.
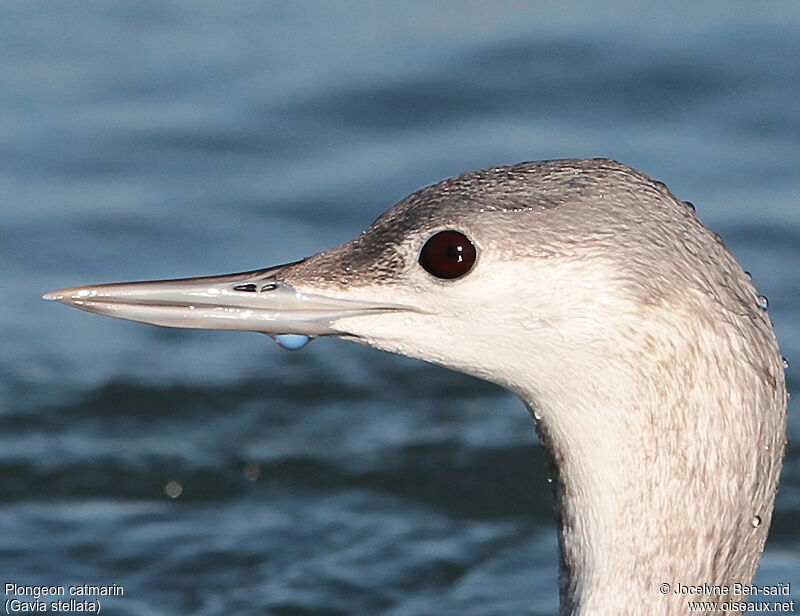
top-left (419, 230), bottom-right (477, 280)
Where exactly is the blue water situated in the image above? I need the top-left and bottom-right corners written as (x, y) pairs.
top-left (2, 3), bottom-right (799, 614)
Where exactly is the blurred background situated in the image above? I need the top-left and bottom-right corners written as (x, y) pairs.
top-left (1, 2), bottom-right (798, 614)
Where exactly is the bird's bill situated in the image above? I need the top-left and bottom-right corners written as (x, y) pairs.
top-left (42, 263), bottom-right (401, 337)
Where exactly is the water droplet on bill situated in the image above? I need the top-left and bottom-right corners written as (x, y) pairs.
top-left (271, 334), bottom-right (311, 350)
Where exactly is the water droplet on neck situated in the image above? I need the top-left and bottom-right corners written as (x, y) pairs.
top-left (683, 200), bottom-right (695, 211)
top-left (271, 334), bottom-right (311, 350)
top-left (744, 270), bottom-right (752, 281)
top-left (756, 295), bottom-right (769, 310)
top-left (751, 515), bottom-right (761, 528)
top-left (782, 357), bottom-right (789, 370)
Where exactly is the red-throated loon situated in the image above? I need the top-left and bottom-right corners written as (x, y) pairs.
top-left (44, 159), bottom-right (787, 615)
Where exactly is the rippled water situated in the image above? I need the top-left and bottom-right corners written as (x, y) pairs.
top-left (2, 3), bottom-right (799, 614)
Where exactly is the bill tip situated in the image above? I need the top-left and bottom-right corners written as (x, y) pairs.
top-left (43, 289), bottom-right (71, 302)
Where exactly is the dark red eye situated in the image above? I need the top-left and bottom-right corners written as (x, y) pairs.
top-left (418, 230), bottom-right (477, 280)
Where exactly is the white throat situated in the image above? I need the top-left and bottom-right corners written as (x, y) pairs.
top-left (509, 294), bottom-right (786, 616)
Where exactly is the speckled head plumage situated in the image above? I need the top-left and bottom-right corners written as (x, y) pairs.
top-left (283, 158), bottom-right (753, 308)
top-left (44, 159), bottom-right (787, 615)
top-left (285, 158), bottom-right (657, 285)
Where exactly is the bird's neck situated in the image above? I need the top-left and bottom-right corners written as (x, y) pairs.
top-left (513, 304), bottom-right (784, 616)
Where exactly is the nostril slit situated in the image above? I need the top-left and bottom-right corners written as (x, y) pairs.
top-left (260, 282), bottom-right (279, 292)
top-left (233, 283), bottom-right (257, 293)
